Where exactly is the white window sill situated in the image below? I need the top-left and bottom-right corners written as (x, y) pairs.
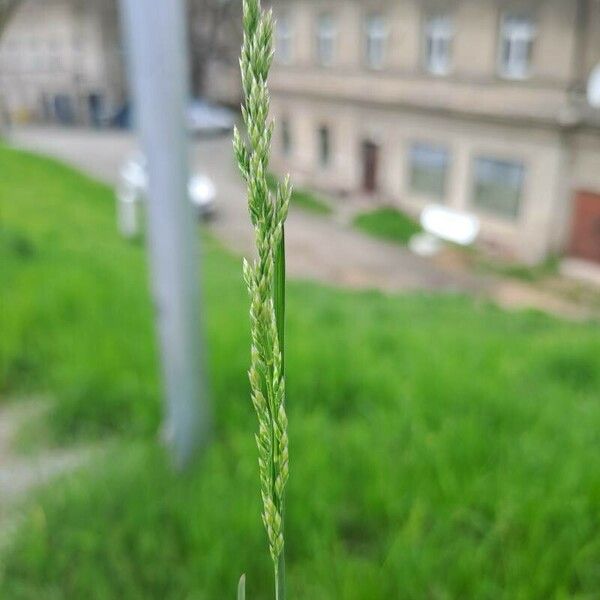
top-left (497, 70), bottom-right (532, 81)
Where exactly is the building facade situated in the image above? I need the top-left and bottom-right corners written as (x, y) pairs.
top-left (268, 0), bottom-right (600, 265)
top-left (0, 0), bottom-right (125, 126)
top-left (0, 0), bottom-right (243, 128)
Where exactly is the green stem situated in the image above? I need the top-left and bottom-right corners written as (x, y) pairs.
top-left (274, 226), bottom-right (286, 600)
top-left (276, 554), bottom-right (285, 600)
top-left (274, 227), bottom-right (286, 370)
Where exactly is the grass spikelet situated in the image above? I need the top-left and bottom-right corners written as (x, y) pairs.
top-left (234, 1), bottom-right (292, 598)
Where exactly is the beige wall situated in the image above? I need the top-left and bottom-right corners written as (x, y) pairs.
top-left (571, 131), bottom-right (600, 192)
top-left (271, 0), bottom-right (586, 126)
top-left (270, 68), bottom-right (570, 125)
top-left (0, 0), bottom-right (74, 114)
top-left (272, 0), bottom-right (583, 88)
top-left (454, 0), bottom-right (497, 79)
top-left (0, 0), bottom-right (124, 123)
top-left (582, 0), bottom-right (600, 78)
top-left (271, 94), bottom-right (575, 263)
top-left (269, 0), bottom-right (600, 263)
top-left (534, 0), bottom-right (578, 84)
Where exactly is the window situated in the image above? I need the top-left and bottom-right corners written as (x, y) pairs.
top-left (424, 14), bottom-right (454, 75)
top-left (276, 13), bottom-right (293, 64)
top-left (472, 157), bottom-right (525, 219)
top-left (73, 35), bottom-right (83, 52)
top-left (318, 126), bottom-right (330, 167)
top-left (317, 13), bottom-right (336, 67)
top-left (281, 118), bottom-right (292, 157)
top-left (365, 13), bottom-right (387, 70)
top-left (48, 38), bottom-right (61, 71)
top-left (499, 15), bottom-right (536, 79)
top-left (409, 143), bottom-right (450, 199)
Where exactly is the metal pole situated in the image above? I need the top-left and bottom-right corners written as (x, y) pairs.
top-left (120, 0), bottom-right (210, 468)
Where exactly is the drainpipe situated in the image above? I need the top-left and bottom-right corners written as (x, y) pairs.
top-left (571, 0), bottom-right (590, 93)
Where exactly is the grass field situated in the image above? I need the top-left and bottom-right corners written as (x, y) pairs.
top-left (266, 172), bottom-right (332, 215)
top-left (353, 207), bottom-right (422, 245)
top-left (1, 145), bottom-right (600, 598)
top-left (476, 255), bottom-right (561, 283)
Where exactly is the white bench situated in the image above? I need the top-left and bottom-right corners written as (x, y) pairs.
top-left (409, 204), bottom-right (480, 257)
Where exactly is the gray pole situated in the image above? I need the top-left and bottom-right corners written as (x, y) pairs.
top-left (120, 0), bottom-right (210, 468)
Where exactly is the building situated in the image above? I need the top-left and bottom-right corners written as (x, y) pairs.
top-left (0, 0), bottom-right (242, 128)
top-left (188, 0), bottom-right (243, 107)
top-left (0, 0), bottom-right (125, 126)
top-left (268, 0), bottom-right (600, 265)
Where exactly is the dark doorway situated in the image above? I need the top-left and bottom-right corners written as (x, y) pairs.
top-left (53, 94), bottom-right (74, 125)
top-left (41, 93), bottom-right (52, 122)
top-left (362, 140), bottom-right (379, 193)
top-left (570, 190), bottom-right (600, 264)
top-left (88, 93), bottom-right (104, 127)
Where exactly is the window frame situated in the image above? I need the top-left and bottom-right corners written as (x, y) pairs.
top-left (364, 12), bottom-right (387, 70)
top-left (317, 125), bottom-right (331, 168)
top-left (316, 12), bottom-right (336, 67)
top-left (470, 155), bottom-right (527, 221)
top-left (407, 141), bottom-right (451, 201)
top-left (497, 13), bottom-right (537, 80)
top-left (275, 12), bottom-right (294, 65)
top-left (423, 13), bottom-right (454, 76)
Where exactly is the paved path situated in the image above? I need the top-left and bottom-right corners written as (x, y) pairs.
top-left (9, 126), bottom-right (598, 318)
top-left (8, 126), bottom-right (485, 294)
top-left (0, 399), bottom-right (94, 549)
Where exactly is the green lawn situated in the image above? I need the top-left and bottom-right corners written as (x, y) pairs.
top-left (353, 207), bottom-right (422, 245)
top-left (266, 172), bottom-right (332, 215)
top-left (476, 255), bottom-right (560, 283)
top-left (2, 146), bottom-right (600, 598)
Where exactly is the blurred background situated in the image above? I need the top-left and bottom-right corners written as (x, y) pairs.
top-left (1, 0), bottom-right (600, 598)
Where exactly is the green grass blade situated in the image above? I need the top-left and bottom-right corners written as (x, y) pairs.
top-left (274, 229), bottom-right (287, 600)
top-left (274, 227), bottom-right (286, 373)
top-left (237, 574), bottom-right (246, 600)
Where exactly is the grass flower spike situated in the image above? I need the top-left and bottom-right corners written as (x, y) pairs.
top-left (234, 0), bottom-right (292, 598)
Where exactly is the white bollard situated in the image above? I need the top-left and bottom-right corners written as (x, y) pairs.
top-left (116, 189), bottom-right (141, 239)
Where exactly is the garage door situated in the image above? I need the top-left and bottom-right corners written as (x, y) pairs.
top-left (570, 190), bottom-right (600, 264)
